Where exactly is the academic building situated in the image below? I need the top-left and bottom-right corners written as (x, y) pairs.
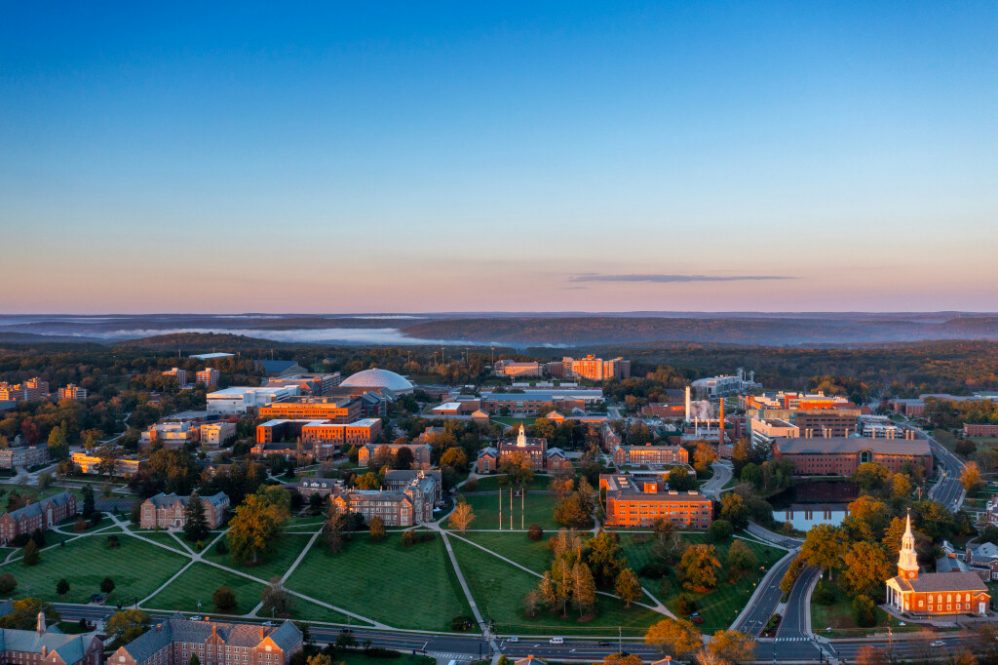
top-left (257, 396), bottom-right (362, 423)
top-left (110, 618), bottom-right (302, 665)
top-left (612, 445), bottom-right (688, 467)
top-left (0, 492), bottom-right (77, 545)
top-left (139, 492), bottom-right (230, 530)
top-left (772, 437), bottom-right (933, 477)
top-left (599, 474), bottom-right (713, 529)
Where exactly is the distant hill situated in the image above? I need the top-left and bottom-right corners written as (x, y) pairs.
top-left (401, 315), bottom-right (998, 347)
top-left (114, 332), bottom-right (281, 351)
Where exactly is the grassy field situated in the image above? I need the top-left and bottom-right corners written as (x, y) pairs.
top-left (339, 652), bottom-right (434, 665)
top-left (461, 532), bottom-right (553, 574)
top-left (469, 475), bottom-right (553, 492)
top-left (454, 492), bottom-right (560, 531)
top-left (145, 563), bottom-right (264, 614)
top-left (285, 532), bottom-right (472, 631)
top-left (490, 417), bottom-right (534, 428)
top-left (204, 533), bottom-right (314, 582)
top-left (450, 537), bottom-right (661, 636)
top-left (811, 585), bottom-right (918, 638)
top-left (619, 533), bottom-right (783, 634)
top-left (2, 535), bottom-right (187, 605)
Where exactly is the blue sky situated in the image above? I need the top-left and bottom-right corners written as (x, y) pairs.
top-left (1, 1), bottom-right (996, 312)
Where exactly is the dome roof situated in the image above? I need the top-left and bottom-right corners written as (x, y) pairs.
top-left (340, 368), bottom-right (414, 393)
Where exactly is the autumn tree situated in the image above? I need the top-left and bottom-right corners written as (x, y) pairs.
top-left (644, 617), bottom-right (702, 656)
top-left (183, 492), bottom-right (209, 543)
top-left (551, 475), bottom-right (575, 499)
top-left (843, 495), bottom-right (890, 542)
top-left (306, 654), bottom-right (332, 665)
top-left (615, 568), bottom-right (642, 608)
top-left (105, 609), bottom-right (149, 644)
top-left (678, 544), bottom-right (722, 592)
top-left (855, 646), bottom-right (889, 665)
top-left (0, 573), bottom-right (16, 595)
top-left (260, 577), bottom-right (292, 618)
top-left (707, 629), bottom-right (756, 664)
top-left (227, 487), bottom-right (291, 565)
top-left (841, 542), bottom-right (894, 599)
top-left (325, 502), bottom-right (347, 554)
top-left (585, 530), bottom-right (624, 588)
top-left (571, 561), bottom-right (597, 617)
top-left (725, 540), bottom-right (758, 582)
top-left (602, 654), bottom-right (643, 665)
top-left (440, 447), bottom-right (468, 472)
top-left (449, 500), bottom-right (475, 533)
top-left (719, 493), bottom-right (748, 531)
top-left (961, 462), bottom-right (983, 492)
top-left (354, 471), bottom-right (381, 490)
top-left (368, 516), bottom-right (386, 541)
top-left (799, 524), bottom-right (847, 580)
top-left (213, 586), bottom-right (237, 612)
top-left (693, 441), bottom-right (718, 474)
top-left (22, 540), bottom-right (39, 566)
top-left (500, 450), bottom-right (535, 489)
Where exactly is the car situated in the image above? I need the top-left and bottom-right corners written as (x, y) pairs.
top-left (262, 621), bottom-right (274, 627)
top-left (507, 637), bottom-right (519, 643)
top-left (549, 637), bottom-right (564, 645)
top-left (598, 641), bottom-right (612, 647)
top-left (931, 640), bottom-right (945, 647)
top-left (189, 616), bottom-right (202, 621)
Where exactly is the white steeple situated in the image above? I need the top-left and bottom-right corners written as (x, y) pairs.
top-left (516, 424), bottom-right (527, 447)
top-left (897, 510), bottom-right (919, 580)
top-left (36, 609), bottom-right (46, 634)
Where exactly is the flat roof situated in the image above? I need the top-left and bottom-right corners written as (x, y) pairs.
top-left (190, 352), bottom-right (235, 359)
top-left (208, 386), bottom-right (294, 397)
top-left (775, 436), bottom-right (931, 456)
top-left (481, 390), bottom-right (604, 401)
top-left (433, 402), bottom-right (463, 410)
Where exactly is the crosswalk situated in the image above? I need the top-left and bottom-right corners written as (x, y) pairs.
top-left (427, 652), bottom-right (474, 661)
top-left (773, 637), bottom-right (812, 642)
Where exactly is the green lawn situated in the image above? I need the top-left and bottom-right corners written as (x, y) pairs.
top-left (339, 652), bottom-right (434, 665)
top-left (470, 476), bottom-right (553, 492)
top-left (134, 531), bottom-right (191, 552)
top-left (490, 417), bottom-right (534, 428)
top-left (461, 532), bottom-right (553, 574)
top-left (204, 533), bottom-right (314, 582)
top-left (811, 585), bottom-right (918, 638)
top-left (3, 535), bottom-right (187, 605)
top-left (450, 537), bottom-right (661, 636)
top-left (289, 602), bottom-right (373, 626)
top-left (454, 492), bottom-right (560, 531)
top-left (285, 532), bottom-right (472, 631)
top-left (144, 563), bottom-right (265, 614)
top-left (620, 533), bottom-right (783, 634)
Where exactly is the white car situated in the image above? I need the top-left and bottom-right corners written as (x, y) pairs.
top-left (931, 640), bottom-right (945, 647)
top-left (507, 637), bottom-right (519, 643)
top-left (549, 637), bottom-right (564, 645)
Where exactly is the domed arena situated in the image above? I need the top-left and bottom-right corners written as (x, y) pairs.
top-left (340, 368), bottom-right (414, 394)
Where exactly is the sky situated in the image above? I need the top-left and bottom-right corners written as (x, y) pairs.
top-left (1, 1), bottom-right (996, 313)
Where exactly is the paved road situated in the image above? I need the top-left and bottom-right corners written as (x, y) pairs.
top-left (734, 552), bottom-right (796, 636)
top-left (701, 461), bottom-right (733, 500)
top-left (902, 423), bottom-right (966, 512)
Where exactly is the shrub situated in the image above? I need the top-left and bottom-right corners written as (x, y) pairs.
top-left (708, 519), bottom-right (733, 543)
top-left (106, 535), bottom-right (121, 549)
top-left (215, 540), bottom-right (228, 555)
top-left (213, 586), bottom-right (237, 612)
top-left (527, 524), bottom-right (544, 541)
top-left (852, 594), bottom-right (877, 627)
top-left (0, 573), bottom-right (16, 595)
top-left (813, 580), bottom-right (836, 606)
top-left (676, 594), bottom-right (698, 616)
top-left (450, 615), bottom-right (475, 632)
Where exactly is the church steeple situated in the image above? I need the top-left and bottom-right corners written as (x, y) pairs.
top-left (36, 609), bottom-right (46, 635)
top-left (516, 424), bottom-right (527, 447)
top-left (897, 510), bottom-right (919, 580)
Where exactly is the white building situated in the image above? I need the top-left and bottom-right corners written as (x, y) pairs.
top-left (200, 421), bottom-right (237, 448)
top-left (206, 386), bottom-right (299, 415)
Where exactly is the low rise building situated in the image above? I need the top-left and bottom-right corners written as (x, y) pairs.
top-left (479, 389), bottom-right (604, 416)
top-left (255, 418), bottom-right (381, 460)
top-left (199, 421), bottom-right (236, 448)
top-left (794, 410), bottom-right (861, 438)
top-left (162, 367), bottom-right (188, 386)
top-left (332, 471), bottom-right (439, 526)
top-left (257, 396), bottom-right (361, 423)
top-left (773, 436), bottom-right (933, 477)
top-left (0, 612), bottom-right (102, 665)
top-left (613, 444), bottom-right (689, 467)
top-left (141, 421), bottom-right (199, 449)
top-left (139, 492), bottom-right (229, 530)
top-left (494, 360), bottom-right (542, 378)
top-left (0, 445), bottom-right (50, 470)
top-left (206, 386), bottom-right (299, 416)
top-left (265, 373), bottom-right (341, 396)
top-left (70, 451), bottom-right (141, 477)
top-left (0, 492), bottom-right (77, 545)
top-left (599, 474), bottom-right (712, 529)
top-left (295, 477), bottom-right (342, 498)
top-left (886, 514), bottom-right (990, 616)
top-left (561, 355), bottom-right (631, 382)
top-left (965, 423), bottom-right (998, 438)
top-left (0, 378), bottom-right (49, 402)
top-left (358, 442), bottom-right (431, 468)
top-left (383, 469), bottom-right (443, 504)
top-left (110, 618), bottom-right (302, 665)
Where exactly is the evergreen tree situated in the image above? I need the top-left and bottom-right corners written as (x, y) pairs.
top-left (22, 540), bottom-right (40, 566)
top-left (81, 485), bottom-right (95, 519)
top-left (183, 492), bottom-right (209, 543)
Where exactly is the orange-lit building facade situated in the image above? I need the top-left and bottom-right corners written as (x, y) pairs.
top-left (613, 445), bottom-right (688, 466)
top-left (773, 437), bottom-right (933, 477)
top-left (254, 418), bottom-right (381, 460)
top-left (563, 355), bottom-right (631, 382)
top-left (600, 474), bottom-right (712, 528)
top-left (258, 396), bottom-right (361, 422)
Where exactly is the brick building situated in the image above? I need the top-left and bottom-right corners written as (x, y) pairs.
top-left (599, 474), bottom-right (712, 529)
top-left (0, 492), bottom-right (77, 545)
top-left (195, 368), bottom-right (220, 389)
top-left (613, 445), bottom-right (689, 467)
top-left (0, 446), bottom-right (50, 470)
top-left (57, 384), bottom-right (88, 401)
top-left (332, 473), bottom-right (439, 526)
top-left (357, 442), bottom-right (431, 468)
top-left (886, 514), bottom-right (990, 616)
top-left (139, 492), bottom-right (230, 530)
top-left (0, 612), bottom-right (102, 665)
top-left (257, 396), bottom-right (361, 423)
top-left (964, 423), bottom-right (998, 437)
top-left (772, 437), bottom-right (933, 477)
top-left (561, 355), bottom-right (631, 382)
top-left (255, 419), bottom-right (381, 461)
top-left (793, 410), bottom-right (861, 438)
top-left (110, 618), bottom-right (301, 665)
top-left (70, 451), bottom-right (141, 477)
top-left (199, 422), bottom-right (236, 448)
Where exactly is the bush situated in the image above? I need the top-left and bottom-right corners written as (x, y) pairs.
top-left (213, 586), bottom-right (237, 612)
top-left (527, 524), bottom-right (544, 541)
top-left (708, 519), bottom-right (733, 543)
top-left (676, 594), bottom-right (698, 616)
top-left (215, 540), bottom-right (228, 555)
top-left (813, 580), bottom-right (836, 606)
top-left (0, 573), bottom-right (16, 595)
top-left (106, 535), bottom-right (121, 549)
top-left (852, 594), bottom-right (877, 627)
top-left (101, 577), bottom-right (116, 594)
top-left (450, 615), bottom-right (475, 632)
top-left (56, 579), bottom-right (70, 596)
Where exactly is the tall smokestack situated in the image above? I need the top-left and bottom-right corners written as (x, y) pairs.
top-left (718, 398), bottom-right (725, 443)
top-left (685, 386), bottom-right (691, 423)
